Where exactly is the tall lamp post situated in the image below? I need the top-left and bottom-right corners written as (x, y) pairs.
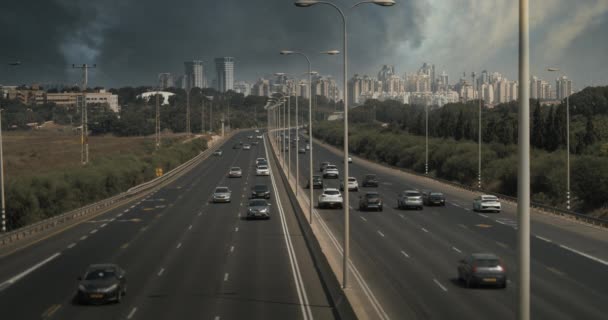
top-left (296, 0), bottom-right (396, 288)
top-left (547, 67), bottom-right (571, 210)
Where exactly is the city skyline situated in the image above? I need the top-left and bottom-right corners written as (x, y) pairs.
top-left (0, 0), bottom-right (606, 90)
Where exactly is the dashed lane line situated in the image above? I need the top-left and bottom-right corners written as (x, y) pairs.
top-left (433, 279), bottom-right (448, 292)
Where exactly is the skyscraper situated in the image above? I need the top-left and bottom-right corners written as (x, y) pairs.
top-left (555, 76), bottom-right (573, 100)
top-left (184, 60), bottom-right (204, 90)
top-left (215, 57), bottom-right (234, 92)
top-left (158, 73), bottom-right (173, 89)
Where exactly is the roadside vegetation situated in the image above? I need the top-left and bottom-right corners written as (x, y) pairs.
top-left (314, 86), bottom-right (608, 218)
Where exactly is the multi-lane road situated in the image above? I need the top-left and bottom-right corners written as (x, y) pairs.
top-left (280, 128), bottom-right (608, 320)
top-left (0, 132), bottom-right (337, 320)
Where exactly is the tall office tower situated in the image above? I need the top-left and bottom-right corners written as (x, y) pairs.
top-left (184, 60), bottom-right (204, 90)
top-left (158, 73), bottom-right (174, 89)
top-left (555, 76), bottom-right (573, 100)
top-left (214, 57), bottom-right (234, 92)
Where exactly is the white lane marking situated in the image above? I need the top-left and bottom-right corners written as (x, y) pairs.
top-left (452, 247), bottom-right (462, 253)
top-left (478, 213), bottom-right (488, 218)
top-left (67, 243), bottom-right (76, 249)
top-left (453, 204), bottom-right (462, 208)
top-left (399, 214), bottom-right (406, 220)
top-left (158, 268), bottom-right (165, 276)
top-left (110, 218), bottom-right (116, 222)
top-left (421, 227), bottom-right (429, 233)
top-left (0, 252), bottom-right (61, 292)
top-left (496, 241), bottom-right (508, 249)
top-left (188, 225), bottom-right (193, 230)
top-left (433, 278), bottom-right (448, 292)
top-left (377, 230), bottom-right (385, 238)
top-left (100, 223), bottom-right (107, 228)
top-left (80, 235), bottom-right (88, 241)
top-left (176, 243), bottom-right (182, 249)
top-left (130, 205), bottom-right (135, 209)
top-left (214, 316), bottom-right (220, 320)
top-left (90, 229), bottom-right (98, 234)
top-left (546, 266), bottom-right (566, 277)
top-left (360, 216), bottom-right (368, 222)
top-left (264, 137), bottom-right (313, 320)
top-left (117, 213), bottom-right (123, 218)
top-left (235, 227), bottom-right (239, 232)
top-left (230, 246), bottom-right (235, 253)
top-left (224, 273), bottom-right (229, 281)
top-left (559, 245), bottom-right (608, 267)
top-left (457, 224), bottom-right (467, 229)
top-left (535, 235), bottom-right (552, 243)
top-left (127, 307), bottom-right (137, 319)
top-left (123, 209), bottom-right (129, 213)
top-left (401, 250), bottom-right (410, 258)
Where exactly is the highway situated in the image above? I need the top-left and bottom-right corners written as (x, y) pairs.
top-left (281, 129), bottom-right (608, 320)
top-left (0, 131), bottom-right (337, 320)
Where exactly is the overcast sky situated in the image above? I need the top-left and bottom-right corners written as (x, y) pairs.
top-left (1, 0), bottom-right (607, 90)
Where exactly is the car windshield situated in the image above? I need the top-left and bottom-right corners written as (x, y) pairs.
top-left (406, 192), bottom-right (420, 197)
top-left (326, 166), bottom-right (336, 170)
top-left (348, 178), bottom-right (356, 182)
top-left (366, 193), bottom-right (379, 198)
top-left (482, 199), bottom-right (497, 203)
top-left (216, 188), bottom-right (229, 193)
top-left (253, 186), bottom-right (268, 192)
top-left (258, 165), bottom-right (268, 169)
top-left (249, 200), bottom-right (268, 207)
top-left (365, 175), bottom-right (376, 179)
top-left (475, 259), bottom-right (500, 267)
top-left (430, 193), bottom-right (443, 198)
top-left (85, 269), bottom-right (116, 280)
top-left (230, 167), bottom-right (240, 171)
top-left (325, 190), bottom-right (340, 196)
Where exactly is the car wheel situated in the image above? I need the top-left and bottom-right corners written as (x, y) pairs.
top-left (379, 207), bottom-right (383, 212)
top-left (116, 290), bottom-right (122, 303)
top-left (465, 276), bottom-right (472, 288)
top-left (500, 281), bottom-right (507, 289)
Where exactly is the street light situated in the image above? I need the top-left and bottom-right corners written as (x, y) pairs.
top-left (275, 73), bottom-right (293, 181)
top-left (2, 62), bottom-right (22, 232)
top-left (547, 67), bottom-right (571, 211)
top-left (297, 0), bottom-right (395, 289)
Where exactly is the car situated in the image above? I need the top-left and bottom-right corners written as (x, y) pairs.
top-left (242, 144), bottom-right (251, 150)
top-left (359, 192), bottom-right (383, 211)
top-left (361, 174), bottom-right (379, 187)
top-left (246, 199), bottom-right (271, 220)
top-left (348, 155), bottom-right (353, 163)
top-left (232, 144), bottom-right (241, 149)
top-left (473, 195), bottom-right (501, 213)
top-left (319, 162), bottom-right (330, 172)
top-left (397, 190), bottom-right (423, 210)
top-left (228, 167), bottom-right (242, 178)
top-left (305, 144), bottom-right (310, 150)
top-left (256, 158), bottom-right (267, 165)
top-left (257, 134), bottom-right (263, 139)
top-left (318, 188), bottom-right (343, 209)
top-left (248, 135), bottom-right (254, 139)
top-left (298, 148), bottom-right (306, 154)
top-left (423, 192), bottom-right (446, 206)
top-left (212, 187), bottom-right (232, 203)
top-left (457, 253), bottom-right (507, 288)
top-left (76, 264), bottom-right (127, 304)
top-left (239, 141), bottom-right (244, 145)
top-left (213, 149), bottom-right (223, 156)
top-left (251, 184), bottom-right (271, 199)
top-left (256, 164), bottom-right (270, 176)
top-left (340, 177), bottom-right (359, 191)
top-left (323, 165), bottom-right (339, 179)
top-left (251, 140), bottom-right (259, 145)
top-left (306, 175), bottom-right (324, 189)
top-left (254, 129), bottom-right (260, 133)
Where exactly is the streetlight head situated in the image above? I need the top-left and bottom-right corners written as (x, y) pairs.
top-left (321, 50), bottom-right (340, 55)
top-left (373, 0), bottom-right (396, 6)
top-left (547, 67), bottom-right (560, 72)
top-left (295, 0), bottom-right (318, 7)
top-left (274, 73), bottom-right (286, 76)
top-left (280, 50), bottom-right (294, 55)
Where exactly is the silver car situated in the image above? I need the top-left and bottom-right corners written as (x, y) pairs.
top-left (212, 187), bottom-right (232, 203)
top-left (228, 167), bottom-right (242, 178)
top-left (458, 253), bottom-right (507, 288)
top-left (473, 195), bottom-right (501, 213)
top-left (246, 199), bottom-right (271, 220)
top-left (397, 190), bottom-right (423, 210)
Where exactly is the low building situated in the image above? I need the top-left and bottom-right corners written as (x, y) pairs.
top-left (45, 90), bottom-right (120, 112)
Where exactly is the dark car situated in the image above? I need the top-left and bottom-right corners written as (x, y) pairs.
top-left (246, 199), bottom-right (271, 220)
top-left (457, 253), bottom-right (507, 288)
top-left (423, 192), bottom-right (446, 206)
top-left (361, 174), bottom-right (379, 187)
top-left (306, 175), bottom-right (324, 189)
top-left (76, 264), bottom-right (127, 304)
top-left (359, 192), bottom-right (383, 211)
top-left (233, 143), bottom-right (241, 149)
top-left (213, 149), bottom-right (223, 156)
top-left (319, 162), bottom-right (330, 172)
top-left (298, 148), bottom-right (306, 154)
top-left (251, 184), bottom-right (271, 199)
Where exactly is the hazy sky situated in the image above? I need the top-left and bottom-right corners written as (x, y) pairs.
top-left (1, 0), bottom-right (607, 90)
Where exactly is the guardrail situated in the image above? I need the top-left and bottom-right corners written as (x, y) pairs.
top-left (309, 135), bottom-right (608, 229)
top-left (0, 131), bottom-right (237, 248)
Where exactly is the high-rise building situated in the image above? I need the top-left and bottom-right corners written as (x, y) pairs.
top-left (184, 60), bottom-right (204, 90)
top-left (555, 76), bottom-right (573, 100)
top-left (158, 73), bottom-right (174, 89)
top-left (251, 78), bottom-right (270, 97)
top-left (214, 57), bottom-right (234, 92)
top-left (234, 81), bottom-right (251, 96)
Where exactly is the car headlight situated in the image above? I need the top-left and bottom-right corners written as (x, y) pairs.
top-left (259, 208), bottom-right (268, 213)
top-left (100, 284), bottom-right (118, 292)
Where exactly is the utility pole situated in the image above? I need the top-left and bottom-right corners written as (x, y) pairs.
top-left (72, 64), bottom-right (96, 165)
top-left (186, 89), bottom-right (191, 136)
top-left (201, 96), bottom-right (205, 134)
top-left (155, 92), bottom-right (161, 150)
top-left (0, 110), bottom-right (6, 232)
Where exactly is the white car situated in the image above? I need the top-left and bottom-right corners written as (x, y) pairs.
top-left (340, 177), bottom-right (359, 191)
top-left (322, 165), bottom-right (339, 179)
top-left (242, 144), bottom-right (251, 150)
top-left (257, 135), bottom-right (263, 139)
top-left (305, 144), bottom-right (310, 150)
top-left (473, 195), bottom-right (502, 213)
top-left (318, 188), bottom-right (344, 209)
top-left (348, 155), bottom-right (352, 163)
top-left (256, 165), bottom-right (270, 176)
top-left (228, 167), bottom-right (242, 178)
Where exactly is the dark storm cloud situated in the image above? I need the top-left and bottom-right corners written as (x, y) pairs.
top-left (1, 0), bottom-right (425, 87)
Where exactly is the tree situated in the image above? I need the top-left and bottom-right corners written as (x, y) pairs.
top-left (454, 110), bottom-right (465, 140)
top-left (583, 116), bottom-right (597, 147)
top-left (532, 101), bottom-right (544, 148)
